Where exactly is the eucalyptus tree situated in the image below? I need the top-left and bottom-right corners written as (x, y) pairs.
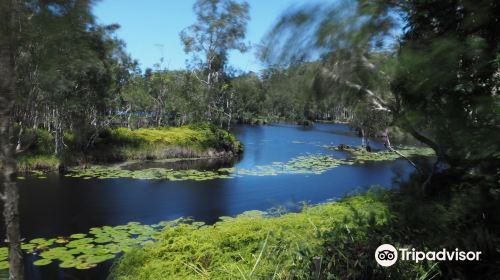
top-left (180, 0), bottom-right (250, 128)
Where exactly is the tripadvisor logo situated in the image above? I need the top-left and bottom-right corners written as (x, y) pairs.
top-left (375, 244), bottom-right (482, 267)
top-left (375, 244), bottom-right (398, 267)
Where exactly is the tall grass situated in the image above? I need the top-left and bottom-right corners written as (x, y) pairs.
top-left (13, 124), bottom-right (242, 171)
top-left (112, 189), bottom-right (436, 279)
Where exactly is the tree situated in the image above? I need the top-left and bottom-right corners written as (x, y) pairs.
top-left (0, 0), bottom-right (23, 278)
top-left (393, 0), bottom-right (500, 173)
top-left (180, 0), bottom-right (250, 127)
top-left (262, 0), bottom-right (499, 187)
top-left (12, 0), bottom-right (134, 155)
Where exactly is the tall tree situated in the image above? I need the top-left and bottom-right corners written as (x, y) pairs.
top-left (180, 0), bottom-right (250, 127)
top-left (393, 0), bottom-right (500, 173)
top-left (0, 0), bottom-right (23, 278)
top-left (262, 0), bottom-right (499, 185)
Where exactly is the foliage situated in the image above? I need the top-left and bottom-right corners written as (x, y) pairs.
top-left (16, 154), bottom-right (59, 172)
top-left (97, 124), bottom-right (242, 158)
top-left (261, 0), bottom-right (500, 179)
top-left (111, 178), bottom-right (500, 280)
top-left (180, 0), bottom-right (250, 128)
top-left (325, 145), bottom-right (435, 163)
top-left (393, 0), bottom-right (500, 171)
top-left (65, 166), bottom-right (235, 181)
top-left (13, 0), bottom-right (134, 155)
top-left (14, 125), bottom-right (242, 171)
top-left (64, 154), bottom-right (348, 181)
top-left (112, 190), bottom-right (394, 280)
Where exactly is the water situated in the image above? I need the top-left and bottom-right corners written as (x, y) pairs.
top-left (3, 123), bottom-right (416, 279)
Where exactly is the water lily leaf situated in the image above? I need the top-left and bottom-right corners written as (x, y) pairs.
top-left (59, 259), bottom-right (79, 268)
top-left (55, 237), bottom-right (68, 244)
top-left (33, 259), bottom-right (52, 266)
top-left (85, 254), bottom-right (115, 264)
top-left (70, 233), bottom-right (86, 239)
top-left (0, 261), bottom-right (9, 270)
top-left (75, 262), bottom-right (96, 270)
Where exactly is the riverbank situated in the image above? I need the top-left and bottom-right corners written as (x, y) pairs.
top-left (110, 189), bottom-right (388, 279)
top-left (110, 175), bottom-right (499, 280)
top-left (14, 123), bottom-right (243, 172)
top-left (109, 188), bottom-right (431, 279)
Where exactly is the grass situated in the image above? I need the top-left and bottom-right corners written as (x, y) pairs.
top-left (89, 124), bottom-right (242, 162)
top-left (12, 124), bottom-right (242, 172)
top-left (111, 188), bottom-right (434, 280)
top-left (17, 154), bottom-right (60, 172)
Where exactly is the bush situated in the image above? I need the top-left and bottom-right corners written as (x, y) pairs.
top-left (111, 190), bottom-right (391, 280)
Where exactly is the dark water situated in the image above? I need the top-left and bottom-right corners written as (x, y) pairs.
top-left (5, 123), bottom-right (416, 279)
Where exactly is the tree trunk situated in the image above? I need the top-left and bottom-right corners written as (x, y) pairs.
top-left (226, 92), bottom-right (233, 130)
top-left (125, 104), bottom-right (132, 130)
top-left (360, 128), bottom-right (366, 147)
top-left (384, 129), bottom-right (422, 173)
top-left (15, 122), bottom-right (22, 152)
top-left (0, 0), bottom-right (24, 279)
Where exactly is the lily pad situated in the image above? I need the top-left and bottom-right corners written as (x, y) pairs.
top-left (70, 233), bottom-right (86, 239)
top-left (33, 259), bottom-right (52, 266)
top-left (59, 259), bottom-right (80, 268)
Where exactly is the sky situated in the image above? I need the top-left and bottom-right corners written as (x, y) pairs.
top-left (93, 0), bottom-right (322, 73)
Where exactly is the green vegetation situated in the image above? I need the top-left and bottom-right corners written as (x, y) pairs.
top-left (0, 0), bottom-right (498, 279)
top-left (14, 124), bottom-right (242, 172)
top-left (90, 124), bottom-right (242, 162)
top-left (14, 128), bottom-right (60, 172)
top-left (0, 220), bottom-right (189, 270)
top-left (65, 166), bottom-right (236, 181)
top-left (111, 189), bottom-right (440, 279)
top-left (17, 154), bottom-right (60, 172)
top-left (64, 154), bottom-right (348, 180)
top-left (111, 176), bottom-right (500, 279)
top-left (324, 145), bottom-right (435, 162)
top-left (63, 147), bottom-right (435, 181)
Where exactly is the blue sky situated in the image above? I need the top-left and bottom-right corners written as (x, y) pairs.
top-left (93, 0), bottom-right (322, 73)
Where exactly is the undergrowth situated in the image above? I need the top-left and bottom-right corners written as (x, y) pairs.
top-left (111, 188), bottom-right (439, 280)
top-left (12, 124), bottom-right (242, 171)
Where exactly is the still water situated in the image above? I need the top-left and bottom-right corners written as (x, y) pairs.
top-left (5, 123), bottom-right (415, 279)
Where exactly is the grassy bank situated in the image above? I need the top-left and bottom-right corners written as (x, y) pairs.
top-left (111, 179), bottom-right (500, 280)
top-left (110, 188), bottom-right (435, 280)
top-left (15, 123), bottom-right (242, 172)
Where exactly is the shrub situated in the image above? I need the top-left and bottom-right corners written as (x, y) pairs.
top-left (111, 190), bottom-right (390, 280)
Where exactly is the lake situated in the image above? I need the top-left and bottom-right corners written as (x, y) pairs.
top-left (3, 123), bottom-right (416, 279)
